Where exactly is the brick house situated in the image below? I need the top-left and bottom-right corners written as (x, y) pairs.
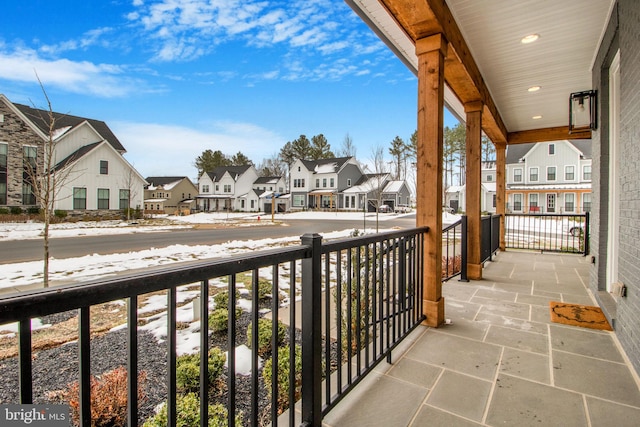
top-left (0, 94), bottom-right (146, 213)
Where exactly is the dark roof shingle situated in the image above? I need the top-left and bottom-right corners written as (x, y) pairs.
top-left (13, 103), bottom-right (125, 153)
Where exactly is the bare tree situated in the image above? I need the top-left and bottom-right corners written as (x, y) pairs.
top-left (337, 133), bottom-right (357, 158)
top-left (23, 77), bottom-right (74, 287)
top-left (257, 153), bottom-right (286, 177)
top-left (365, 145), bottom-right (390, 233)
top-left (120, 168), bottom-right (141, 221)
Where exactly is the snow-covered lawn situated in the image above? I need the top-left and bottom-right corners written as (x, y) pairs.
top-left (0, 210), bottom-right (457, 371)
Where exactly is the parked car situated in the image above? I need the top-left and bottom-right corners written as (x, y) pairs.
top-left (562, 218), bottom-right (585, 237)
top-left (395, 204), bottom-right (411, 213)
top-left (442, 206), bottom-right (454, 214)
top-left (378, 204), bottom-right (392, 213)
top-left (568, 226), bottom-right (584, 237)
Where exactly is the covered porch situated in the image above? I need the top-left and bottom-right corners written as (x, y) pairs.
top-left (322, 250), bottom-right (640, 426)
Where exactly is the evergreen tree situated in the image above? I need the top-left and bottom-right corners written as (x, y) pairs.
top-left (388, 136), bottom-right (407, 179)
top-left (291, 135), bottom-right (312, 160)
top-left (194, 149), bottom-right (231, 175)
top-left (230, 151), bottom-right (253, 166)
top-left (310, 134), bottom-right (334, 160)
top-left (482, 136), bottom-right (496, 161)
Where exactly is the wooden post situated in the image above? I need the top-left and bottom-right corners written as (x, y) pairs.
top-left (496, 141), bottom-right (507, 250)
top-left (416, 34), bottom-right (447, 328)
top-left (465, 101), bottom-right (483, 279)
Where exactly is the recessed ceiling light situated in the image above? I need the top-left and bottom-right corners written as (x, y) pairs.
top-left (532, 115), bottom-right (543, 120)
top-left (521, 34), bottom-right (540, 44)
top-left (528, 86), bottom-right (541, 92)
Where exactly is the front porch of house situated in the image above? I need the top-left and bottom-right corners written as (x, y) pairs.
top-left (321, 250), bottom-right (640, 426)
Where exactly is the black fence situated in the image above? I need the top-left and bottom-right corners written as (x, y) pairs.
top-left (481, 215), bottom-right (501, 262)
top-left (0, 227), bottom-right (428, 427)
top-left (442, 218), bottom-right (464, 282)
top-left (505, 213), bottom-right (589, 254)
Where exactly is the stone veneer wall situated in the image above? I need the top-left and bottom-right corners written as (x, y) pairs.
top-left (0, 99), bottom-right (45, 207)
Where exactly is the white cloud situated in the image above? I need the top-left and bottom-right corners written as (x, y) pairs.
top-left (0, 47), bottom-right (144, 98)
top-left (111, 120), bottom-right (285, 178)
top-left (39, 27), bottom-right (114, 55)
top-left (127, 0), bottom-right (387, 81)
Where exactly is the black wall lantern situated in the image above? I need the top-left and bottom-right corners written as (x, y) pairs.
top-left (569, 90), bottom-right (597, 133)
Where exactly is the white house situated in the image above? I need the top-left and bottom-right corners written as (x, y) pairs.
top-left (254, 176), bottom-right (287, 213)
top-left (197, 165), bottom-right (260, 212)
top-left (445, 161), bottom-right (497, 213)
top-left (0, 95), bottom-right (146, 213)
top-left (506, 140), bottom-right (591, 214)
top-left (289, 157), bottom-right (364, 210)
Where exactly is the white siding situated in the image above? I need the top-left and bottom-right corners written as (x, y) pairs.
top-left (55, 144), bottom-right (145, 211)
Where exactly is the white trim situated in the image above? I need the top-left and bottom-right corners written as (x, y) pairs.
top-left (607, 49), bottom-right (621, 292)
top-left (563, 192), bottom-right (576, 213)
top-left (546, 166), bottom-right (557, 181)
top-left (513, 167), bottom-right (523, 182)
top-left (564, 165), bottom-right (576, 181)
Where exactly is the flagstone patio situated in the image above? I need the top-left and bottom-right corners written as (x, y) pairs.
top-left (321, 250), bottom-right (640, 426)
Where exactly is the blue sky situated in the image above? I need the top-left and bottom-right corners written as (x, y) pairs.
top-left (1, 0), bottom-right (457, 179)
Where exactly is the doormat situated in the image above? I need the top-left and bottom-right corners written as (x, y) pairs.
top-left (549, 301), bottom-right (612, 331)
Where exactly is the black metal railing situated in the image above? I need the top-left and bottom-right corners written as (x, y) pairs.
top-left (442, 218), bottom-right (465, 282)
top-left (481, 214), bottom-right (501, 262)
top-left (505, 212), bottom-right (589, 254)
top-left (0, 227), bottom-right (428, 427)
top-left (315, 229), bottom-right (427, 423)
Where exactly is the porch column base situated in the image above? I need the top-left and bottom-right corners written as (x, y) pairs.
top-left (468, 263), bottom-right (483, 280)
top-left (422, 297), bottom-right (445, 327)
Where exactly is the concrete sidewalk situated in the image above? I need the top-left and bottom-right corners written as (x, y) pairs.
top-left (322, 250), bottom-right (640, 426)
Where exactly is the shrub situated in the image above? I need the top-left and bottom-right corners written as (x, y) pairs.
top-left (27, 207), bottom-right (41, 215)
top-left (442, 255), bottom-right (462, 278)
top-left (209, 308), bottom-right (230, 333)
top-left (143, 393), bottom-right (242, 427)
top-left (10, 206), bottom-right (22, 215)
top-left (247, 318), bottom-right (286, 356)
top-left (247, 278), bottom-right (272, 300)
top-left (62, 366), bottom-right (146, 427)
top-left (213, 289), bottom-right (240, 310)
top-left (176, 348), bottom-right (226, 393)
top-left (335, 246), bottom-right (374, 356)
top-left (0, 208), bottom-right (8, 215)
top-left (262, 345), bottom-right (303, 414)
top-left (123, 207), bottom-right (144, 220)
top-left (54, 209), bottom-right (68, 219)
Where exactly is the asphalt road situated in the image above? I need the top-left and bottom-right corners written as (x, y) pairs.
top-left (0, 215), bottom-right (417, 264)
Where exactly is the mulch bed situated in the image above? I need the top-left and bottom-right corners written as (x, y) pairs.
top-left (0, 298), bottom-right (340, 426)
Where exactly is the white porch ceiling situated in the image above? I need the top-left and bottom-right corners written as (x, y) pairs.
top-left (347, 0), bottom-right (615, 134)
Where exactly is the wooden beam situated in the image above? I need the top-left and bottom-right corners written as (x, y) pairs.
top-left (465, 101), bottom-right (483, 279)
top-left (508, 126), bottom-right (592, 144)
top-left (380, 0), bottom-right (508, 143)
top-left (416, 34), bottom-right (446, 328)
top-left (495, 141), bottom-right (506, 251)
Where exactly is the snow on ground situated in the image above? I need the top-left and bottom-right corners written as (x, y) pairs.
top-left (0, 210), bottom-right (458, 374)
top-left (0, 210), bottom-right (415, 241)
